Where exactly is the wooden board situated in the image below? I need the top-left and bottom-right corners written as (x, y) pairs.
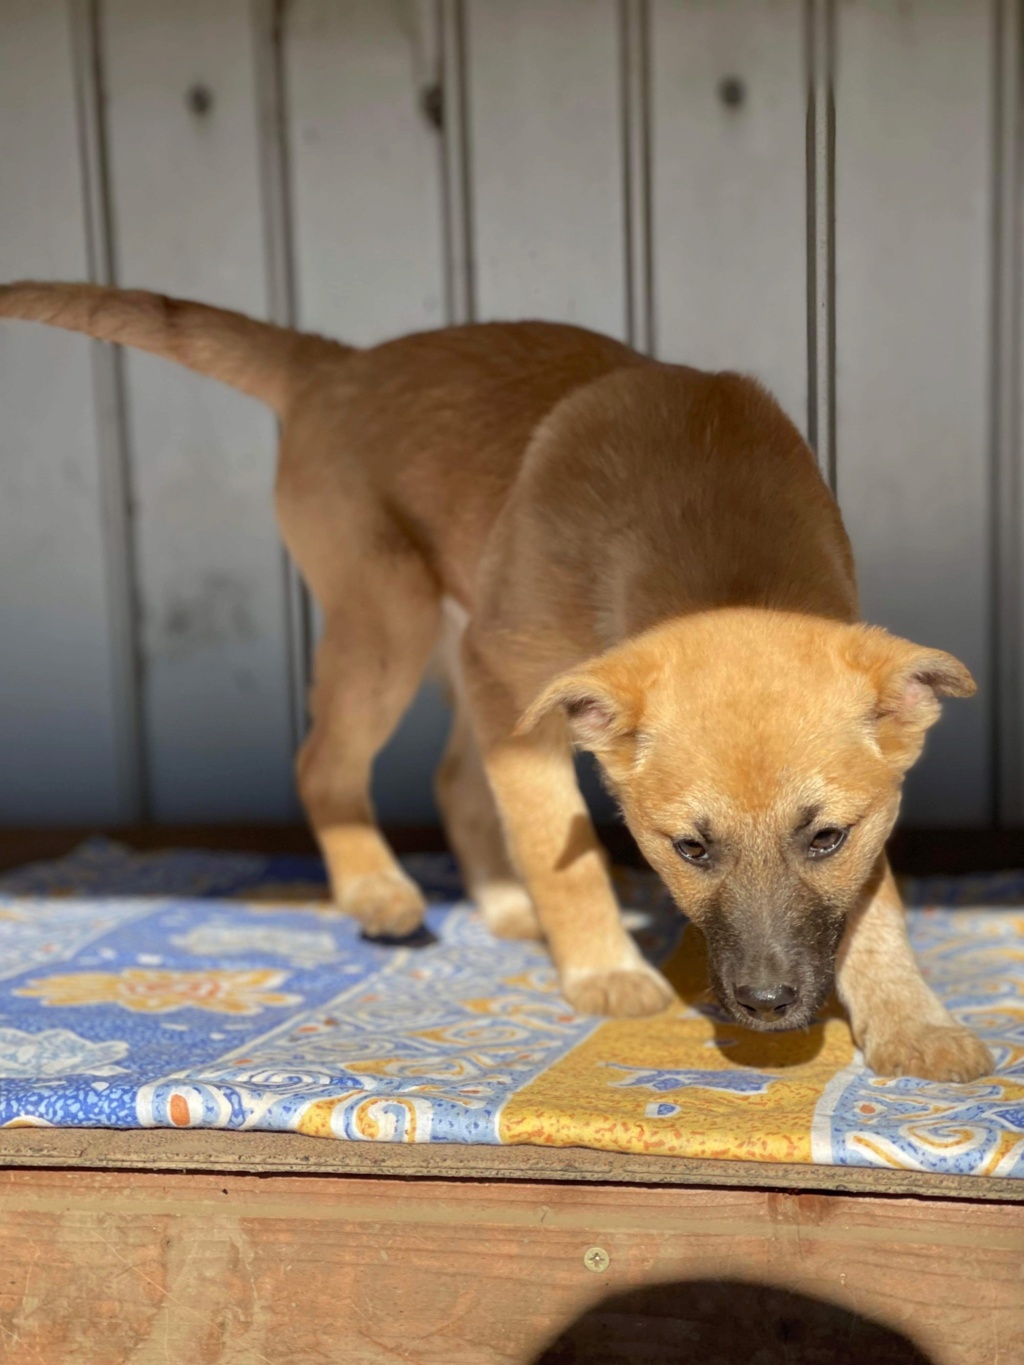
top-left (0, 0), bottom-right (125, 825)
top-left (466, 0), bottom-right (627, 337)
top-left (648, 0), bottom-right (808, 431)
top-left (100, 0), bottom-right (295, 822)
top-left (0, 1165), bottom-right (1020, 1363)
top-left (833, 0), bottom-right (995, 827)
top-left (0, 1125), bottom-right (1022, 1205)
top-left (284, 0), bottom-right (452, 825)
top-left (284, 0), bottom-right (447, 346)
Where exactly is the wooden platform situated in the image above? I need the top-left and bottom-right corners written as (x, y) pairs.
top-left (0, 1127), bottom-right (1021, 1364)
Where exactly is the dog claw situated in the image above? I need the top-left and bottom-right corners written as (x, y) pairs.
top-left (342, 871), bottom-right (426, 939)
top-left (563, 963), bottom-right (676, 1018)
top-left (863, 1022), bottom-right (994, 1083)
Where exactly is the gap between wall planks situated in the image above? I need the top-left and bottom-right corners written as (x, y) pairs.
top-left (0, 0), bottom-right (1021, 828)
top-left (0, 1165), bottom-right (1020, 1364)
top-left (69, 0), bottom-right (150, 825)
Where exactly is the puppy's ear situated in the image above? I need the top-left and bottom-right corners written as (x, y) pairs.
top-left (850, 627), bottom-right (975, 764)
top-left (515, 667), bottom-right (640, 753)
top-left (876, 647), bottom-right (976, 727)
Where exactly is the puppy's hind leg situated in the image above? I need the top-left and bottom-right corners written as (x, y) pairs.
top-left (296, 538), bottom-right (441, 939)
top-left (432, 602), bottom-right (540, 940)
top-left (436, 695), bottom-right (543, 943)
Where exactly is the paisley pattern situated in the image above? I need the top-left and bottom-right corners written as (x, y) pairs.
top-left (0, 839), bottom-right (1020, 1181)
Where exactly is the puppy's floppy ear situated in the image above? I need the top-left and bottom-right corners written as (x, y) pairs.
top-left (515, 668), bottom-right (640, 752)
top-left (849, 626), bottom-right (975, 762)
top-left (876, 647), bottom-right (976, 728)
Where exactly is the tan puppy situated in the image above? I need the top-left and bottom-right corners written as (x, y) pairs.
top-left (0, 282), bottom-right (992, 1082)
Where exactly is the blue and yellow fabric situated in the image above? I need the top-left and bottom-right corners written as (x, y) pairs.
top-left (0, 839), bottom-right (1021, 1177)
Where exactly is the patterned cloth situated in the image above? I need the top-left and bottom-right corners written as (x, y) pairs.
top-left (0, 839), bottom-right (1022, 1177)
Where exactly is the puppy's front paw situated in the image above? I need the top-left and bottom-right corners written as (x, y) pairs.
top-left (864, 1021), bottom-right (993, 1083)
top-left (563, 962), bottom-right (675, 1018)
top-left (342, 871), bottom-right (426, 939)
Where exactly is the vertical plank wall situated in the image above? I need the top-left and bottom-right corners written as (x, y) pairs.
top-left (0, 0), bottom-right (127, 823)
top-left (0, 0), bottom-right (1019, 829)
top-left (834, 0), bottom-right (995, 826)
top-left (283, 0), bottom-right (451, 822)
top-left (100, 0), bottom-right (295, 821)
top-left (467, 0), bottom-right (627, 336)
top-left (648, 0), bottom-right (808, 432)
top-left (465, 0), bottom-right (628, 818)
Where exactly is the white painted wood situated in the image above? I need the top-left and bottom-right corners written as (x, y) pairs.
top-left (648, 0), bottom-right (808, 431)
top-left (284, 0), bottom-right (447, 344)
top-left (0, 0), bottom-right (126, 823)
top-left (994, 0), bottom-right (1024, 826)
top-left (835, 0), bottom-right (994, 826)
top-left (251, 0), bottom-right (316, 779)
top-left (466, 0), bottom-right (629, 822)
top-left (69, 0), bottom-right (149, 822)
top-left (466, 0), bottom-right (628, 336)
top-left (100, 0), bottom-right (295, 821)
top-left (285, 0), bottom-right (451, 822)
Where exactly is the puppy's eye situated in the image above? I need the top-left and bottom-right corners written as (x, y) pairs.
top-left (808, 827), bottom-right (847, 858)
top-left (674, 837), bottom-right (709, 865)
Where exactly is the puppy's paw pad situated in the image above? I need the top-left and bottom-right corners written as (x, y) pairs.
top-left (865, 1024), bottom-right (993, 1083)
top-left (342, 872), bottom-right (426, 939)
top-left (564, 964), bottom-right (675, 1018)
top-left (479, 883), bottom-right (543, 941)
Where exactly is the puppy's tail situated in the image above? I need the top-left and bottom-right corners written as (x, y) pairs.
top-left (0, 280), bottom-right (349, 415)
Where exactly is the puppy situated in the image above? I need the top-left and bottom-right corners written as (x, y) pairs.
top-left (0, 282), bottom-right (992, 1081)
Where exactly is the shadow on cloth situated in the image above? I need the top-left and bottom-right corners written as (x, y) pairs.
top-left (667, 925), bottom-right (841, 1069)
top-left (529, 1277), bottom-right (935, 1364)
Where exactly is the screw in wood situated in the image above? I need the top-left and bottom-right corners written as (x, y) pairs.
top-left (186, 83), bottom-right (214, 117)
top-left (583, 1246), bottom-right (610, 1273)
top-left (718, 75), bottom-right (746, 108)
top-left (420, 83), bottom-right (444, 131)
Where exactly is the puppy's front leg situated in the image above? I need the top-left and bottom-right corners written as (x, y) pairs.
top-left (464, 652), bottom-right (673, 1017)
top-left (837, 860), bottom-right (992, 1082)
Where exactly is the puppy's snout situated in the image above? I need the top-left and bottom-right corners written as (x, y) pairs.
top-left (733, 980), bottom-right (798, 1023)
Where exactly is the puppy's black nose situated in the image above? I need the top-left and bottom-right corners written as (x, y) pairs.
top-left (734, 981), bottom-right (798, 1022)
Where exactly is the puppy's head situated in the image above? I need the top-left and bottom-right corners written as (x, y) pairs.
top-left (519, 609), bottom-right (974, 1031)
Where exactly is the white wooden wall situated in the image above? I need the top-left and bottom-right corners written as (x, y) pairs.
top-left (0, 0), bottom-right (1020, 830)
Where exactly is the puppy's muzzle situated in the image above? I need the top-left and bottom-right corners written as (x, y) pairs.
top-left (704, 899), bottom-right (843, 1031)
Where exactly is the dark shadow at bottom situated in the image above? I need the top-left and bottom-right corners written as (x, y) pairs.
top-left (530, 1277), bottom-right (935, 1365)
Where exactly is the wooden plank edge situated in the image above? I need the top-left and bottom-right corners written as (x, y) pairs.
top-left (0, 1127), bottom-right (1020, 1203)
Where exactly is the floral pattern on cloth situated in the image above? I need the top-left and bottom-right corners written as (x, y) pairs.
top-left (0, 838), bottom-right (1021, 1177)
top-left (0, 1027), bottom-right (129, 1079)
top-left (15, 967), bottom-right (303, 1015)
